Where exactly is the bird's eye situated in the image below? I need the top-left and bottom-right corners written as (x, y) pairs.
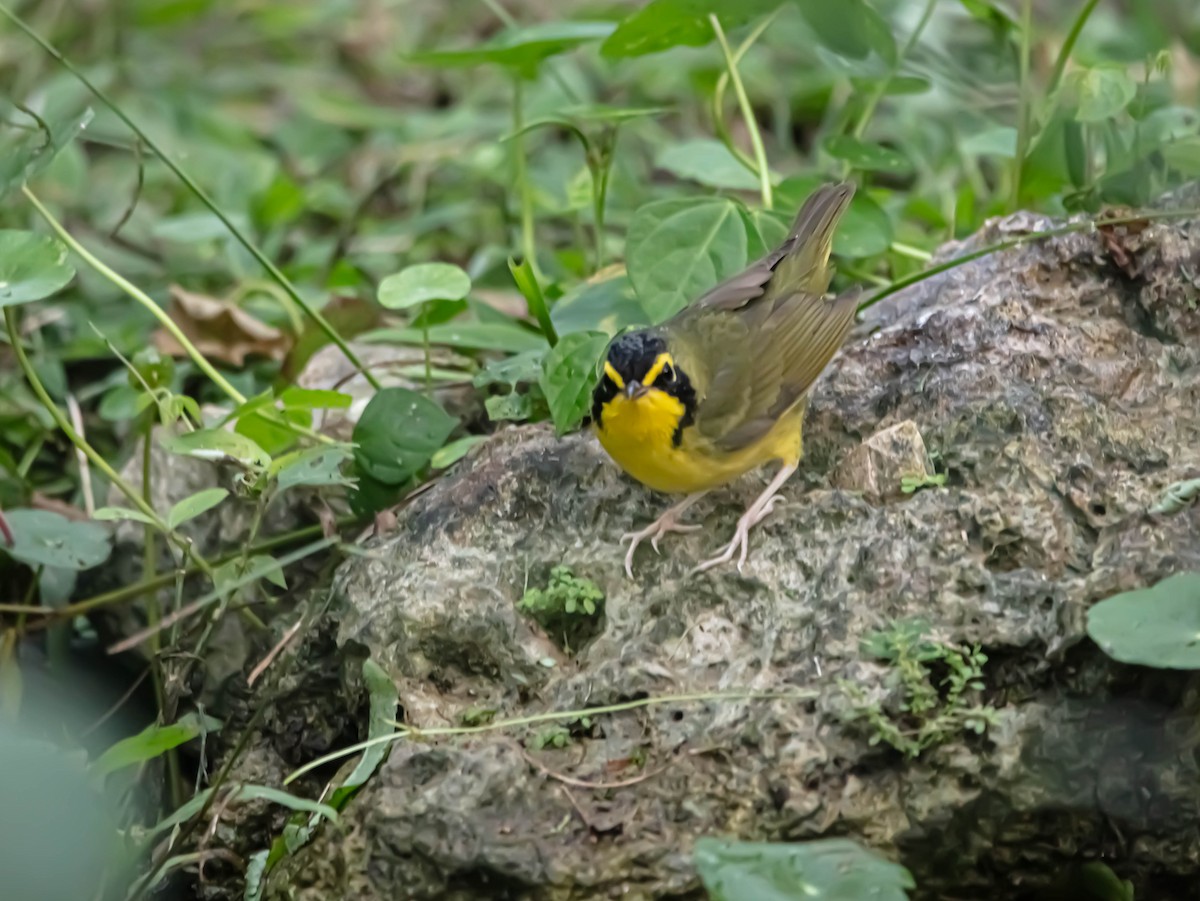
top-left (662, 362), bottom-right (675, 382)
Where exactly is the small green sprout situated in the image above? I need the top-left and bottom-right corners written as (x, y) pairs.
top-left (900, 472), bottom-right (947, 494)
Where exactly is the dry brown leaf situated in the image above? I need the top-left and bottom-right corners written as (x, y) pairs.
top-left (154, 285), bottom-right (291, 367)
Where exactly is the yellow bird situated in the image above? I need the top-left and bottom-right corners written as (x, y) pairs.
top-left (591, 182), bottom-right (859, 577)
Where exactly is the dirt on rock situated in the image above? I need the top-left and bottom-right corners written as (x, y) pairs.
top-left (224, 198), bottom-right (1199, 900)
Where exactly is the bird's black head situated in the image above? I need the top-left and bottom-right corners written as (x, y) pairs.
top-left (590, 330), bottom-right (696, 441)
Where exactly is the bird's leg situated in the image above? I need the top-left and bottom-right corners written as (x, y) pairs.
top-left (621, 491), bottom-right (708, 579)
top-left (692, 463), bottom-right (798, 574)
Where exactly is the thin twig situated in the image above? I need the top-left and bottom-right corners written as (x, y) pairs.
top-left (247, 618), bottom-right (304, 687)
top-left (520, 745), bottom-right (668, 790)
top-left (65, 394), bottom-right (95, 516)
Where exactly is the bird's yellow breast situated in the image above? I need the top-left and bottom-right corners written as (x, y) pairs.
top-left (593, 390), bottom-right (803, 495)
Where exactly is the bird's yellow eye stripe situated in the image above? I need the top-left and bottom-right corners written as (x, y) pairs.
top-left (642, 352), bottom-right (675, 387)
top-left (603, 361), bottom-right (625, 389)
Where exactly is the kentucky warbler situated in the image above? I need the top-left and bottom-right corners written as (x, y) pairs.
top-left (591, 182), bottom-right (858, 577)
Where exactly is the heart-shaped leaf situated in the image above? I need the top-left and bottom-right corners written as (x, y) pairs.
top-left (1, 509), bottom-right (112, 571)
top-left (353, 388), bottom-right (457, 486)
top-left (378, 263), bottom-right (472, 310)
top-left (551, 272), bottom-right (650, 336)
top-left (627, 197), bottom-right (747, 322)
top-left (0, 231), bottom-right (75, 308)
top-left (656, 139), bottom-right (761, 191)
top-left (696, 837), bottom-right (915, 901)
top-left (1087, 572), bottom-right (1200, 669)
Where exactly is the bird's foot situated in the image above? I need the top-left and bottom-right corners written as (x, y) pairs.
top-left (691, 494), bottom-right (783, 574)
top-left (621, 507), bottom-right (702, 579)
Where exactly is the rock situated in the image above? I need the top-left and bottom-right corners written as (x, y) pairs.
top-left (241, 201), bottom-right (1200, 901)
top-left (832, 419), bottom-right (933, 500)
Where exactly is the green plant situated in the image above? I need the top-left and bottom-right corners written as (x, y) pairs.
top-left (840, 618), bottom-right (999, 758)
top-left (518, 565), bottom-right (604, 650)
top-left (900, 472), bottom-right (947, 494)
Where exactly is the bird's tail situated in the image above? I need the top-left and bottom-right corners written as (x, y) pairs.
top-left (773, 182), bottom-right (855, 297)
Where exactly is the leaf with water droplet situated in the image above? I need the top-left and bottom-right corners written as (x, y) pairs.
top-left (695, 837), bottom-right (914, 901)
top-left (0, 106), bottom-right (94, 200)
top-left (1087, 572), bottom-right (1200, 668)
top-left (0, 509), bottom-right (112, 571)
top-left (0, 230), bottom-right (75, 308)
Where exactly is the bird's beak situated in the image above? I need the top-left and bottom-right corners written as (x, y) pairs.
top-left (624, 380), bottom-right (648, 400)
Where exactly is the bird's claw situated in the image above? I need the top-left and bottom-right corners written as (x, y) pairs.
top-left (692, 493), bottom-right (784, 575)
top-left (621, 515), bottom-right (701, 578)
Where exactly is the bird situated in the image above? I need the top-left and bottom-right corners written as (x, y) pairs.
top-left (590, 182), bottom-right (859, 578)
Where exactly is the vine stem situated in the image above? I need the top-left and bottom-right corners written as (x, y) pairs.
top-left (712, 10), bottom-right (780, 178)
top-left (860, 207), bottom-right (1200, 310)
top-left (0, 4), bottom-right (382, 391)
top-left (1010, 0), bottom-right (1034, 211)
top-left (3, 307), bottom-right (210, 575)
top-left (22, 187), bottom-right (334, 446)
top-left (710, 15), bottom-right (772, 210)
top-left (511, 77), bottom-right (540, 279)
top-left (849, 0), bottom-right (938, 144)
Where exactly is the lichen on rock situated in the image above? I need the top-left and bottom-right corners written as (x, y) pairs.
top-left (244, 200), bottom-right (1200, 900)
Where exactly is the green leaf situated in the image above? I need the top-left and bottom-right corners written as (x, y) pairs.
top-left (279, 387), bottom-right (353, 411)
top-left (551, 273), bottom-right (650, 336)
top-left (824, 136), bottom-right (913, 175)
top-left (353, 388), bottom-right (457, 486)
top-left (412, 21), bottom-right (615, 78)
top-left (1070, 66), bottom-right (1137, 123)
top-left (431, 435), bottom-right (488, 469)
top-left (92, 712), bottom-right (223, 777)
top-left (626, 197), bottom-right (747, 322)
top-left (601, 0), bottom-right (780, 58)
top-left (358, 321), bottom-right (547, 354)
top-left (696, 837), bottom-right (915, 901)
top-left (0, 230), bottom-right (76, 308)
top-left (656, 139), bottom-right (761, 191)
top-left (270, 445), bottom-right (356, 491)
top-left (166, 488), bottom-right (229, 530)
top-left (961, 126), bottom-right (1018, 158)
top-left (378, 262), bottom-right (472, 310)
top-left (836, 192), bottom-right (893, 259)
top-left (539, 331), bottom-right (610, 434)
top-left (1, 510), bottom-right (112, 571)
top-left (93, 506), bottom-right (159, 527)
top-left (0, 107), bottom-right (94, 200)
top-left (329, 658), bottom-right (398, 807)
top-left (161, 428), bottom-right (272, 469)
top-left (794, 0), bottom-right (881, 61)
top-left (1087, 572), bottom-right (1200, 669)
top-left (740, 207), bottom-right (790, 259)
top-left (1162, 136), bottom-right (1200, 176)
top-left (485, 391), bottom-right (536, 422)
